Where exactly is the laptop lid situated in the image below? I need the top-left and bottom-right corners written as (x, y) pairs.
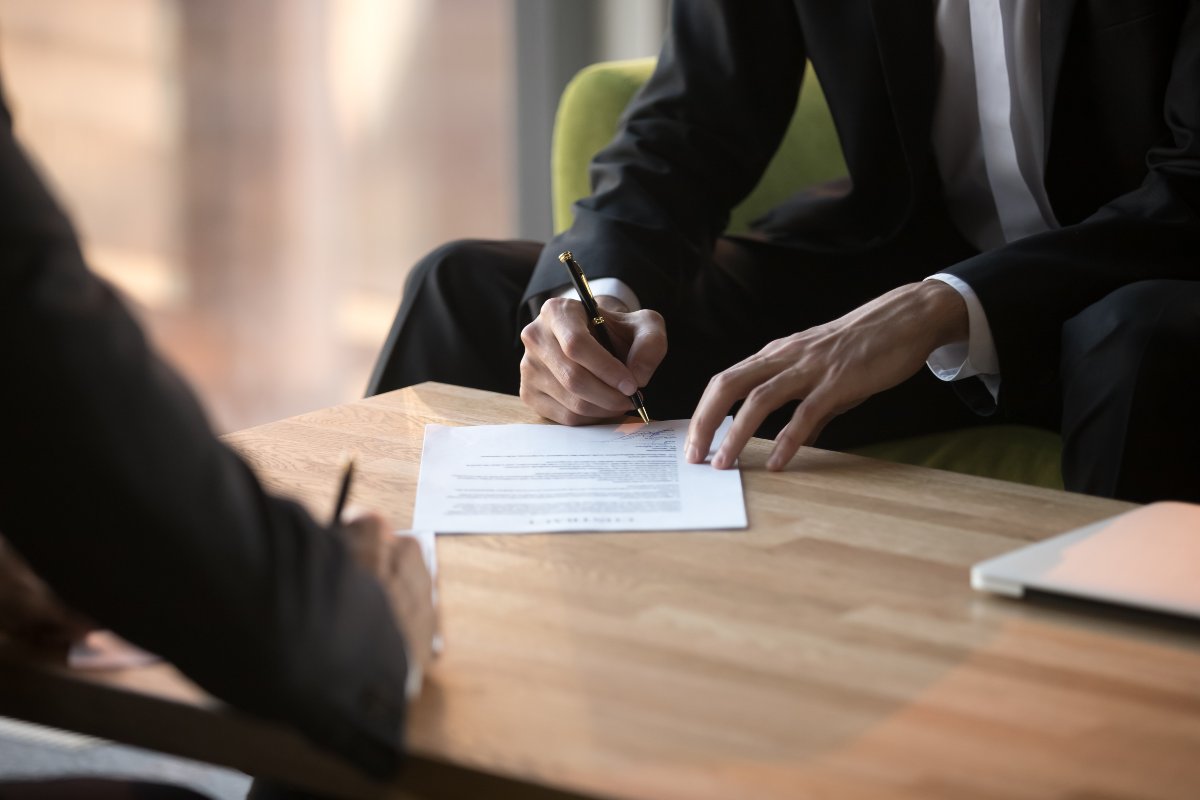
top-left (971, 501), bottom-right (1200, 619)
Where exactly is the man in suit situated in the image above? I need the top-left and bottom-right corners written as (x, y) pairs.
top-left (371, 0), bottom-right (1200, 503)
top-left (0, 66), bottom-right (436, 795)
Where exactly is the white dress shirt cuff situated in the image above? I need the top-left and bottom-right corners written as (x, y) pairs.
top-left (551, 277), bottom-right (641, 312)
top-left (924, 273), bottom-right (1001, 401)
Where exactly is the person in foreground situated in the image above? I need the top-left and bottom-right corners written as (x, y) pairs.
top-left (0, 69), bottom-right (436, 796)
top-left (372, 0), bottom-right (1200, 504)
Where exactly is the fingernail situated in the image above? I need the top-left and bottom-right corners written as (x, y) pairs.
top-left (712, 452), bottom-right (728, 469)
top-left (685, 444), bottom-right (699, 462)
top-left (618, 379), bottom-right (636, 395)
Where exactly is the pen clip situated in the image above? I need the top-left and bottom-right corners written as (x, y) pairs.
top-left (558, 251), bottom-right (601, 319)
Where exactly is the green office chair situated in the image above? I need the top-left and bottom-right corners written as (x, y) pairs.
top-left (551, 57), bottom-right (1063, 490)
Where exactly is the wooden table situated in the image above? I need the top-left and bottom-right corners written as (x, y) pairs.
top-left (3, 382), bottom-right (1199, 800)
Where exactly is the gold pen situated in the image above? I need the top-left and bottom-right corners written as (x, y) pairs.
top-left (558, 251), bottom-right (650, 424)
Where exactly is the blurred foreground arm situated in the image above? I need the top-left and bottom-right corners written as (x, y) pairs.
top-left (0, 88), bottom-right (414, 778)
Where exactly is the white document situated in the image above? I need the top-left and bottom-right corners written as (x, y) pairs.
top-left (411, 418), bottom-right (747, 534)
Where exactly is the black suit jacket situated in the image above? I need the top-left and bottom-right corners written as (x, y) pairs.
top-left (528, 0), bottom-right (1200, 417)
top-left (0, 84), bottom-right (409, 778)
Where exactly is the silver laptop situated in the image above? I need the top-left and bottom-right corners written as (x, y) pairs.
top-left (971, 501), bottom-right (1200, 619)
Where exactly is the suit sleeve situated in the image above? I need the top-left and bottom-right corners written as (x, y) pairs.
top-left (944, 4), bottom-right (1200, 417)
top-left (0, 94), bottom-right (409, 779)
top-left (520, 0), bottom-right (807, 324)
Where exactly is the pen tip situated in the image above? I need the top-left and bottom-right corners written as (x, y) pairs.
top-left (637, 407), bottom-right (650, 424)
top-left (558, 251), bottom-right (573, 263)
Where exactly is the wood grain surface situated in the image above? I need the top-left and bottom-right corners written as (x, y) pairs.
top-left (4, 382), bottom-right (1198, 800)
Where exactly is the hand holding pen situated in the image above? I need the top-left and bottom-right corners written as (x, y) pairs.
top-left (329, 455), bottom-right (441, 698)
top-left (558, 251), bottom-right (650, 423)
top-left (515, 251), bottom-right (667, 426)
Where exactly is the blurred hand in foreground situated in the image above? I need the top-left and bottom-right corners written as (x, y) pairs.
top-left (340, 512), bottom-right (440, 696)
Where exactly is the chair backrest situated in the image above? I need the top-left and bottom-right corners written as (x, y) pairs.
top-left (551, 57), bottom-right (848, 235)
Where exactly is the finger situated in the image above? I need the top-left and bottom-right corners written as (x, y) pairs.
top-left (343, 510), bottom-right (389, 535)
top-left (401, 538), bottom-right (445, 654)
top-left (685, 373), bottom-right (743, 465)
top-left (767, 389), bottom-right (837, 470)
top-left (520, 372), bottom-right (623, 426)
top-left (623, 310), bottom-right (667, 387)
top-left (685, 357), bottom-right (774, 464)
top-left (391, 539), bottom-right (436, 664)
top-left (713, 370), bottom-right (807, 469)
top-left (393, 536), bottom-right (430, 587)
top-left (342, 512), bottom-right (390, 573)
top-left (402, 585), bottom-right (437, 666)
top-left (520, 353), bottom-right (627, 419)
top-left (541, 298), bottom-right (640, 399)
top-left (430, 602), bottom-right (444, 657)
top-left (521, 315), bottom-right (632, 415)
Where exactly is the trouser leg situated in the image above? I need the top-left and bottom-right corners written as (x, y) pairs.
top-left (1059, 279), bottom-right (1200, 502)
top-left (366, 239), bottom-right (541, 397)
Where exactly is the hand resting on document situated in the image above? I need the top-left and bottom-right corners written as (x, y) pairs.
top-left (686, 281), bottom-right (970, 471)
